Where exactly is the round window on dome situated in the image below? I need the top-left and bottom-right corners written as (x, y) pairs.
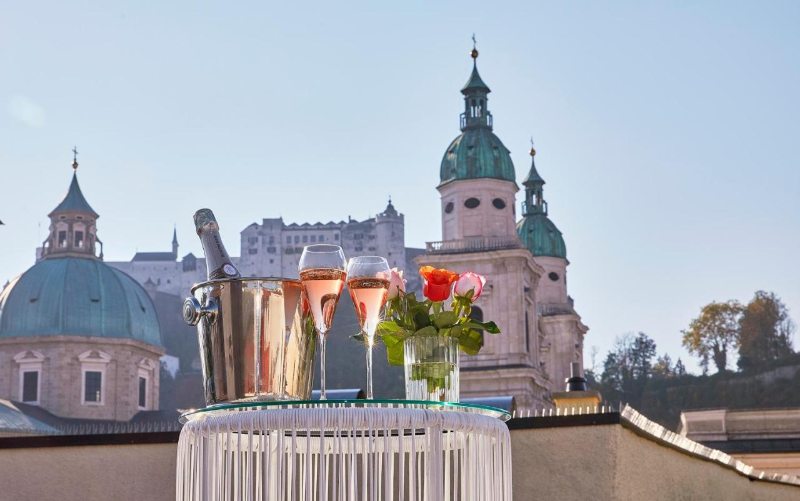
top-left (548, 272), bottom-right (560, 282)
top-left (464, 198), bottom-right (480, 209)
top-left (492, 198), bottom-right (506, 209)
top-left (444, 202), bottom-right (454, 214)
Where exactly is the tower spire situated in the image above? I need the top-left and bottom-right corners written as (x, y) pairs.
top-left (522, 139), bottom-right (547, 216)
top-left (460, 36), bottom-right (492, 131)
top-left (72, 146), bottom-right (79, 171)
top-left (471, 33), bottom-right (478, 60)
top-left (172, 225), bottom-right (179, 257)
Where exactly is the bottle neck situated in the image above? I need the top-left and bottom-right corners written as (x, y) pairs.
top-left (198, 227), bottom-right (239, 280)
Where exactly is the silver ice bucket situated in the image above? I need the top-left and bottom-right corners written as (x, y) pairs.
top-left (183, 278), bottom-right (315, 404)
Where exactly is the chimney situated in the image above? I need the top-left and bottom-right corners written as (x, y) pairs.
top-left (551, 362), bottom-right (602, 413)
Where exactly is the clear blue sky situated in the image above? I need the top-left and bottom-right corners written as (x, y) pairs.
top-left (1, 1), bottom-right (798, 373)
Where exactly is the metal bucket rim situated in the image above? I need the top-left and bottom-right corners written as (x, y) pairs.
top-left (189, 276), bottom-right (301, 294)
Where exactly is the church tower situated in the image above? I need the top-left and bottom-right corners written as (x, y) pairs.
top-left (517, 144), bottom-right (588, 390)
top-left (438, 44), bottom-right (518, 241)
top-left (172, 227), bottom-right (179, 258)
top-left (418, 44), bottom-right (550, 408)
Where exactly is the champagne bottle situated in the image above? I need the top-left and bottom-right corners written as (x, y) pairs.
top-left (193, 208), bottom-right (241, 280)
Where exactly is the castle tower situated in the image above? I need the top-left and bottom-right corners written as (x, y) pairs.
top-left (418, 45), bottom-right (550, 408)
top-left (374, 198), bottom-right (406, 270)
top-left (517, 144), bottom-right (588, 389)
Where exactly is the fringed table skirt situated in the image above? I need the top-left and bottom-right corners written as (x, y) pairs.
top-left (176, 401), bottom-right (512, 500)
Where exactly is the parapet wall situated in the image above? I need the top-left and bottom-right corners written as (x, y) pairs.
top-left (1, 409), bottom-right (799, 500)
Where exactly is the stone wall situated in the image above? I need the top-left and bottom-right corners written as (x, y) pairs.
top-left (0, 336), bottom-right (163, 421)
top-left (1, 418), bottom-right (799, 500)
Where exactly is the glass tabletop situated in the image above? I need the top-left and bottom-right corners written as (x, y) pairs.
top-left (180, 399), bottom-right (511, 423)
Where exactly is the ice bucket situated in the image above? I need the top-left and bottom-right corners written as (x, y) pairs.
top-left (183, 278), bottom-right (315, 404)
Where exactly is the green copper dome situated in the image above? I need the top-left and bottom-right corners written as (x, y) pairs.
top-left (440, 128), bottom-right (516, 186)
top-left (516, 214), bottom-right (567, 259)
top-left (0, 257), bottom-right (162, 347)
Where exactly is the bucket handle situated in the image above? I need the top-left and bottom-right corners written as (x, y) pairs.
top-left (183, 296), bottom-right (218, 326)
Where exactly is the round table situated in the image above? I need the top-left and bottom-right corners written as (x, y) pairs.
top-left (176, 399), bottom-right (512, 501)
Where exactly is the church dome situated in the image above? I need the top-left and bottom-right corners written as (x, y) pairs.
top-left (0, 257), bottom-right (162, 347)
top-left (439, 128), bottom-right (516, 186)
top-left (516, 213), bottom-right (567, 259)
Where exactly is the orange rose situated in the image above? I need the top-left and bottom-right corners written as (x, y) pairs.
top-left (419, 266), bottom-right (459, 302)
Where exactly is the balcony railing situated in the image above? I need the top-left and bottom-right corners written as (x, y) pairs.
top-left (425, 237), bottom-right (523, 255)
top-left (537, 302), bottom-right (575, 317)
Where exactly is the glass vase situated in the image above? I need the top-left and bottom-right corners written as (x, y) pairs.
top-left (404, 336), bottom-right (459, 402)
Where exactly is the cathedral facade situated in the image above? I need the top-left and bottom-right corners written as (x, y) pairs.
top-left (0, 159), bottom-right (164, 423)
top-left (417, 47), bottom-right (587, 408)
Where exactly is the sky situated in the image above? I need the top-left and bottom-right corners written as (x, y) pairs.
top-left (1, 1), bottom-right (798, 374)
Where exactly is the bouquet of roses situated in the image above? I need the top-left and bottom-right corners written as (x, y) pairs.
top-left (376, 266), bottom-right (501, 366)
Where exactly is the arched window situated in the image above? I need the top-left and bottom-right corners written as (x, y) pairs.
top-left (470, 306), bottom-right (484, 326)
top-left (79, 350), bottom-right (111, 406)
top-left (15, 351), bottom-right (45, 404)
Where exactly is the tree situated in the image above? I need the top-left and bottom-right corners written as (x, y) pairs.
top-left (631, 332), bottom-right (657, 380)
top-left (673, 358), bottom-right (687, 376)
top-left (652, 353), bottom-right (673, 378)
top-left (599, 332), bottom-right (658, 398)
top-left (682, 300), bottom-right (743, 373)
top-left (738, 291), bottom-right (795, 370)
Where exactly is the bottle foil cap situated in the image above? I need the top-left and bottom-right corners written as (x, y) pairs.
top-left (193, 208), bottom-right (218, 233)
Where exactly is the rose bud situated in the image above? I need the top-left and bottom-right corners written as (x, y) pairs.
top-left (419, 266), bottom-right (459, 302)
top-left (387, 268), bottom-right (406, 299)
top-left (454, 272), bottom-right (487, 301)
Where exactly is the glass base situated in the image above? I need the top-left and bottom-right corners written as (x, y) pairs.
top-left (404, 336), bottom-right (460, 402)
top-left (181, 398), bottom-right (510, 423)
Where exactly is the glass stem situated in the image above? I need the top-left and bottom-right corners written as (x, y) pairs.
top-left (319, 333), bottom-right (327, 400)
top-left (366, 338), bottom-right (374, 400)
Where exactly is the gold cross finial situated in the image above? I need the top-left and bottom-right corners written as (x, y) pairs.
top-left (72, 146), bottom-right (79, 170)
top-left (470, 34), bottom-right (479, 60)
top-left (529, 137), bottom-right (536, 156)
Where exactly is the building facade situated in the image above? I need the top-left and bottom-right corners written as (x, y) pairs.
top-left (0, 158), bottom-right (164, 422)
top-left (417, 47), bottom-right (587, 407)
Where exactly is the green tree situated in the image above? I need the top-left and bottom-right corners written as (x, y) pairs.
top-left (673, 358), bottom-right (687, 376)
top-left (599, 332), bottom-right (658, 400)
top-left (652, 353), bottom-right (673, 378)
top-left (631, 332), bottom-right (657, 379)
top-left (738, 291), bottom-right (795, 370)
top-left (682, 300), bottom-right (743, 373)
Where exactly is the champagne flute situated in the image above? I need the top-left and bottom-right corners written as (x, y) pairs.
top-left (346, 256), bottom-right (390, 400)
top-left (299, 244), bottom-right (347, 400)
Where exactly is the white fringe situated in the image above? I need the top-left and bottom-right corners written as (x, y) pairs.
top-left (176, 407), bottom-right (512, 500)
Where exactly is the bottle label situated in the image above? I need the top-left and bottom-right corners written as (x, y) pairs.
top-left (223, 264), bottom-right (238, 276)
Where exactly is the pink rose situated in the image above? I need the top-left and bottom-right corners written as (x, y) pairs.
top-left (454, 272), bottom-right (486, 301)
top-left (387, 268), bottom-right (406, 299)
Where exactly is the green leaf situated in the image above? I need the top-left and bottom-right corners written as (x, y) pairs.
top-left (433, 311), bottom-right (458, 328)
top-left (412, 309), bottom-right (432, 330)
top-left (381, 332), bottom-right (406, 366)
top-left (377, 321), bottom-right (404, 334)
top-left (458, 329), bottom-right (484, 355)
top-left (413, 326), bottom-right (438, 337)
top-left (463, 320), bottom-right (501, 334)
